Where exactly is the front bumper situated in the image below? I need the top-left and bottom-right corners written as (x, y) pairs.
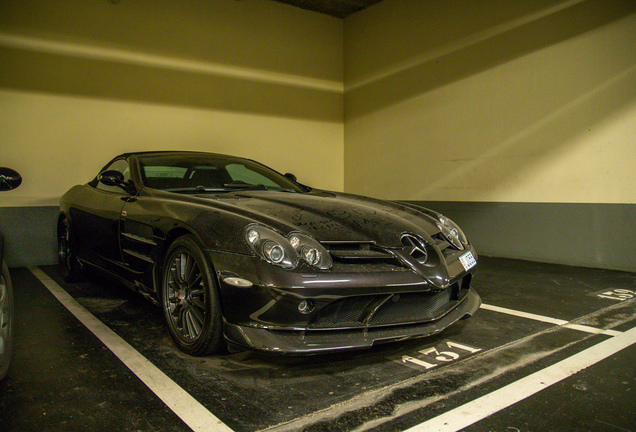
top-left (209, 244), bottom-right (480, 354)
top-left (223, 289), bottom-right (481, 354)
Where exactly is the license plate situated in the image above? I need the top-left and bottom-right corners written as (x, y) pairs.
top-left (459, 251), bottom-right (477, 271)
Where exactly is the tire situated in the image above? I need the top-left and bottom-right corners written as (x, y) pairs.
top-left (0, 260), bottom-right (13, 381)
top-left (58, 217), bottom-right (83, 282)
top-left (161, 235), bottom-right (225, 356)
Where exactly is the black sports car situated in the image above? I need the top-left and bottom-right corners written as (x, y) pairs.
top-left (58, 152), bottom-right (480, 355)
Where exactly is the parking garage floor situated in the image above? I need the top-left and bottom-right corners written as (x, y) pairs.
top-left (1, 257), bottom-right (635, 432)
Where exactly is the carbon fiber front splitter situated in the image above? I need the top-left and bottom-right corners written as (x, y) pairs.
top-left (223, 289), bottom-right (481, 354)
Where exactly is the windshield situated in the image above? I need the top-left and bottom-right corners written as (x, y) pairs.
top-left (137, 154), bottom-right (305, 194)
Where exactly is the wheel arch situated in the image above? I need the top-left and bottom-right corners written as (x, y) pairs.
top-left (152, 226), bottom-right (218, 298)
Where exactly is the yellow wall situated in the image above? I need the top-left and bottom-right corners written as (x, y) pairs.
top-left (3, 0), bottom-right (636, 209)
top-left (0, 0), bottom-right (344, 207)
top-left (344, 0), bottom-right (636, 204)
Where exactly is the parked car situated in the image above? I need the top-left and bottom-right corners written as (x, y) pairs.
top-left (58, 152), bottom-right (480, 355)
top-left (1, 167), bottom-right (22, 380)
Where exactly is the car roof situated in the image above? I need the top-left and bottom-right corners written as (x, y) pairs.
top-left (119, 151), bottom-right (236, 159)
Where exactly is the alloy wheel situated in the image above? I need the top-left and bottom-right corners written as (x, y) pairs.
top-left (165, 250), bottom-right (208, 343)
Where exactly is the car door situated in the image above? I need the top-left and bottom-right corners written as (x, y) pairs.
top-left (71, 158), bottom-right (131, 272)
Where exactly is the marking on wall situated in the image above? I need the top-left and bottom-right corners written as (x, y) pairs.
top-left (480, 303), bottom-right (622, 336)
top-left (404, 325), bottom-right (636, 432)
top-left (29, 267), bottom-right (234, 432)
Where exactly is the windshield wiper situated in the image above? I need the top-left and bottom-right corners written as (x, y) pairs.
top-left (163, 184), bottom-right (298, 194)
top-left (222, 182), bottom-right (269, 191)
top-left (163, 186), bottom-right (227, 194)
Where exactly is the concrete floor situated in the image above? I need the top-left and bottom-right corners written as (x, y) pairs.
top-left (0, 257), bottom-right (635, 432)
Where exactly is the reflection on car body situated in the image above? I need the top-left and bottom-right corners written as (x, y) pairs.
top-left (58, 152), bottom-right (480, 355)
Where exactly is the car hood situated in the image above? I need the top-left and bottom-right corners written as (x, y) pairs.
top-left (204, 190), bottom-right (441, 248)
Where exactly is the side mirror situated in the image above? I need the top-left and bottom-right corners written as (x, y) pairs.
top-left (0, 167), bottom-right (22, 191)
top-left (98, 170), bottom-right (126, 187)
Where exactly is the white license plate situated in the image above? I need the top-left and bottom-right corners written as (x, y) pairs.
top-left (459, 251), bottom-right (477, 271)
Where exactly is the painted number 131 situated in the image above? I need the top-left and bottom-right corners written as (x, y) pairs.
top-left (402, 341), bottom-right (481, 370)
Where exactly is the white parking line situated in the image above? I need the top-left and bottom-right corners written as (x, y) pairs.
top-left (30, 267), bottom-right (630, 432)
top-left (480, 303), bottom-right (568, 325)
top-left (405, 325), bottom-right (636, 432)
top-left (563, 323), bottom-right (622, 337)
top-left (29, 267), bottom-right (234, 432)
top-left (480, 303), bottom-right (623, 336)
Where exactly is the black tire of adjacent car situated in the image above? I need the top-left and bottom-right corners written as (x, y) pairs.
top-left (0, 260), bottom-right (13, 381)
top-left (161, 235), bottom-right (225, 356)
top-left (58, 217), bottom-right (83, 283)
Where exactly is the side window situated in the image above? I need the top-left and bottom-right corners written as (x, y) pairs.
top-left (96, 159), bottom-right (131, 194)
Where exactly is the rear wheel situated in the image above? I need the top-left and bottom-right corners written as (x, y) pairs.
top-left (0, 260), bottom-right (13, 380)
top-left (58, 217), bottom-right (83, 282)
top-left (161, 235), bottom-right (224, 356)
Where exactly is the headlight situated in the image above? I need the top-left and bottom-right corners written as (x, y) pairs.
top-left (263, 242), bottom-right (285, 264)
top-left (244, 225), bottom-right (332, 270)
top-left (302, 247), bottom-right (320, 266)
top-left (288, 233), bottom-right (332, 270)
top-left (436, 214), bottom-right (468, 250)
top-left (245, 225), bottom-right (297, 268)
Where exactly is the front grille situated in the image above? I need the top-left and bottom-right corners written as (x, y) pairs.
top-left (323, 242), bottom-right (409, 272)
top-left (401, 233), bottom-right (428, 264)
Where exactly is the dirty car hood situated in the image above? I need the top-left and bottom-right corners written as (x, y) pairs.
top-left (204, 190), bottom-right (441, 248)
